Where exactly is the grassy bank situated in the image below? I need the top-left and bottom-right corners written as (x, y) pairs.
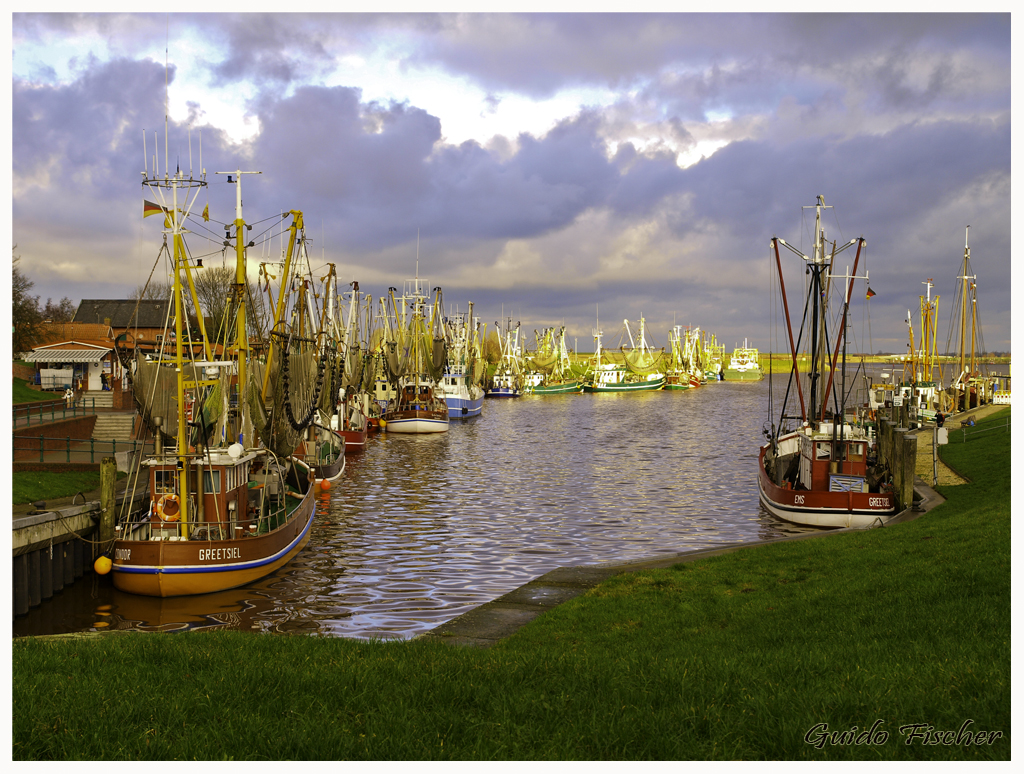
top-left (12, 470), bottom-right (125, 505)
top-left (12, 411), bottom-right (1009, 760)
top-left (12, 377), bottom-right (56, 404)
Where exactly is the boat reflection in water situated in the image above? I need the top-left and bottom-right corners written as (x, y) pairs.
top-left (15, 384), bottom-right (822, 641)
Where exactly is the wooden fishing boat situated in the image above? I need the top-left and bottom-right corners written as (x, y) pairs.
top-left (380, 276), bottom-right (450, 433)
top-left (758, 196), bottom-right (896, 528)
top-left (385, 383), bottom-right (450, 433)
top-left (664, 324), bottom-right (706, 390)
top-left (112, 154), bottom-right (316, 596)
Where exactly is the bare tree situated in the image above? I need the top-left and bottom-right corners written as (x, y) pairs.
top-left (190, 265), bottom-right (235, 341)
top-left (12, 248), bottom-right (42, 353)
top-left (42, 297), bottom-right (76, 322)
top-left (129, 280), bottom-right (174, 302)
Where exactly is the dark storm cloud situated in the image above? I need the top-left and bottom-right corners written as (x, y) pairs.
top-left (247, 88), bottom-right (662, 252)
top-left (12, 56), bottom-right (240, 301)
top-left (408, 13), bottom-right (1008, 118)
top-left (205, 14), bottom-right (336, 86)
top-left (14, 57), bottom-right (171, 216)
top-left (9, 12), bottom-right (1011, 351)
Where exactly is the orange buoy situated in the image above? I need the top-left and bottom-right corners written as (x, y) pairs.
top-left (320, 478), bottom-right (331, 491)
top-left (94, 555), bottom-right (112, 575)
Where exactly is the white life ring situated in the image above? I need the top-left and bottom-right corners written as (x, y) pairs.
top-left (156, 493), bottom-right (181, 522)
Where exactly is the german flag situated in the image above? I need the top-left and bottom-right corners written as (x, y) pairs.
top-left (143, 200), bottom-right (166, 218)
top-left (866, 287), bottom-right (877, 299)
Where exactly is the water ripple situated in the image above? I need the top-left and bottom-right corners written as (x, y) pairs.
top-left (14, 380), bottom-right (825, 639)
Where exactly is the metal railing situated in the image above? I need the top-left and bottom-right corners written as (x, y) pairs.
top-left (13, 435), bottom-right (154, 464)
top-left (959, 415), bottom-right (1011, 442)
top-left (12, 398), bottom-right (118, 427)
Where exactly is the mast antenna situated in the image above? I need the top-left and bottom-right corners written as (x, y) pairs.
top-left (164, 15), bottom-right (169, 179)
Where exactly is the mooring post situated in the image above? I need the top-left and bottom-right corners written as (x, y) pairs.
top-left (100, 456), bottom-right (117, 547)
top-left (901, 433), bottom-right (917, 510)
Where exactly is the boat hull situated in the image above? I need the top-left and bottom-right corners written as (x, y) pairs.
top-left (527, 380), bottom-right (583, 394)
top-left (444, 395), bottom-right (484, 417)
top-left (723, 368), bottom-right (764, 381)
top-left (313, 455), bottom-right (345, 482)
top-left (486, 386), bottom-right (521, 398)
top-left (583, 376), bottom-right (665, 393)
top-left (663, 374), bottom-right (694, 391)
top-left (341, 425), bottom-right (368, 452)
top-left (384, 407), bottom-right (450, 433)
top-left (111, 490), bottom-right (316, 597)
top-left (757, 444), bottom-right (896, 528)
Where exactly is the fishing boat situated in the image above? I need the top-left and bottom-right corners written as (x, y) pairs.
top-left (486, 317), bottom-right (525, 397)
top-left (945, 227), bottom-right (999, 411)
top-left (438, 303), bottom-right (486, 417)
top-left (380, 277), bottom-right (449, 433)
top-left (722, 339), bottom-right (764, 381)
top-left (111, 155), bottom-right (315, 596)
top-left (665, 325), bottom-right (707, 390)
top-left (758, 196), bottom-right (896, 529)
top-left (327, 280), bottom-right (372, 452)
top-left (525, 326), bottom-right (583, 394)
top-left (887, 278), bottom-right (945, 427)
top-left (583, 317), bottom-right (665, 393)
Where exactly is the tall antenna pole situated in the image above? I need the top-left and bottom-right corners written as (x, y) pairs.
top-left (164, 16), bottom-right (169, 179)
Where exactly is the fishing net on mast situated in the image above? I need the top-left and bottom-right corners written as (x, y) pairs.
top-left (247, 335), bottom-right (325, 459)
top-left (621, 347), bottom-right (666, 376)
top-left (426, 336), bottom-right (447, 383)
top-left (132, 353), bottom-right (179, 432)
top-left (342, 344), bottom-right (364, 392)
top-left (529, 349), bottom-right (558, 374)
top-left (361, 350), bottom-right (379, 393)
top-left (382, 339), bottom-right (410, 382)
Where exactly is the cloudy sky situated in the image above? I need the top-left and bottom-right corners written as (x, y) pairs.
top-left (9, 10), bottom-right (1013, 356)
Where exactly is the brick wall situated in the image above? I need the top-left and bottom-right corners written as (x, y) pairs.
top-left (13, 416), bottom-right (98, 461)
top-left (13, 362), bottom-right (37, 382)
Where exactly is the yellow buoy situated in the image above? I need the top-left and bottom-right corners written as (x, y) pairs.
top-left (94, 555), bottom-right (112, 575)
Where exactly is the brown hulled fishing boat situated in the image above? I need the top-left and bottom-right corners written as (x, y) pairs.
top-left (111, 153), bottom-right (315, 596)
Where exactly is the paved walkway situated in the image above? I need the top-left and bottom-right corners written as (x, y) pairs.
top-left (910, 403), bottom-right (1009, 487)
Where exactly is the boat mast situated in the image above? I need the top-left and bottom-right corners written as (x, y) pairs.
top-left (142, 128), bottom-right (207, 533)
top-left (215, 169), bottom-right (261, 438)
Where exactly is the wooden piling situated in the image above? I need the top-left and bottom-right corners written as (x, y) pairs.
top-left (99, 456), bottom-right (116, 548)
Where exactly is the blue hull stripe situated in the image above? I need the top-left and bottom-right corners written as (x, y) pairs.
top-left (114, 501), bottom-right (316, 575)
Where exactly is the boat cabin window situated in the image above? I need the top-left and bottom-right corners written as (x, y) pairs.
top-left (847, 443), bottom-right (865, 462)
top-left (154, 469), bottom-right (177, 494)
top-left (203, 470), bottom-right (222, 493)
top-left (815, 442), bottom-right (831, 460)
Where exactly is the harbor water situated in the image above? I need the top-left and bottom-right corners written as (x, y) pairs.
top-left (14, 380), bottom-right (819, 640)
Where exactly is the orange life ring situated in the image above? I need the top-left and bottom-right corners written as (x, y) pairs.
top-left (156, 493), bottom-right (181, 522)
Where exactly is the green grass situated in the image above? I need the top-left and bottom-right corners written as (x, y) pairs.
top-left (12, 410), bottom-right (1009, 760)
top-left (12, 377), bottom-right (57, 404)
top-left (12, 470), bottom-right (125, 505)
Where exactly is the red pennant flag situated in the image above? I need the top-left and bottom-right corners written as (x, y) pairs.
top-left (866, 287), bottom-right (877, 299)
